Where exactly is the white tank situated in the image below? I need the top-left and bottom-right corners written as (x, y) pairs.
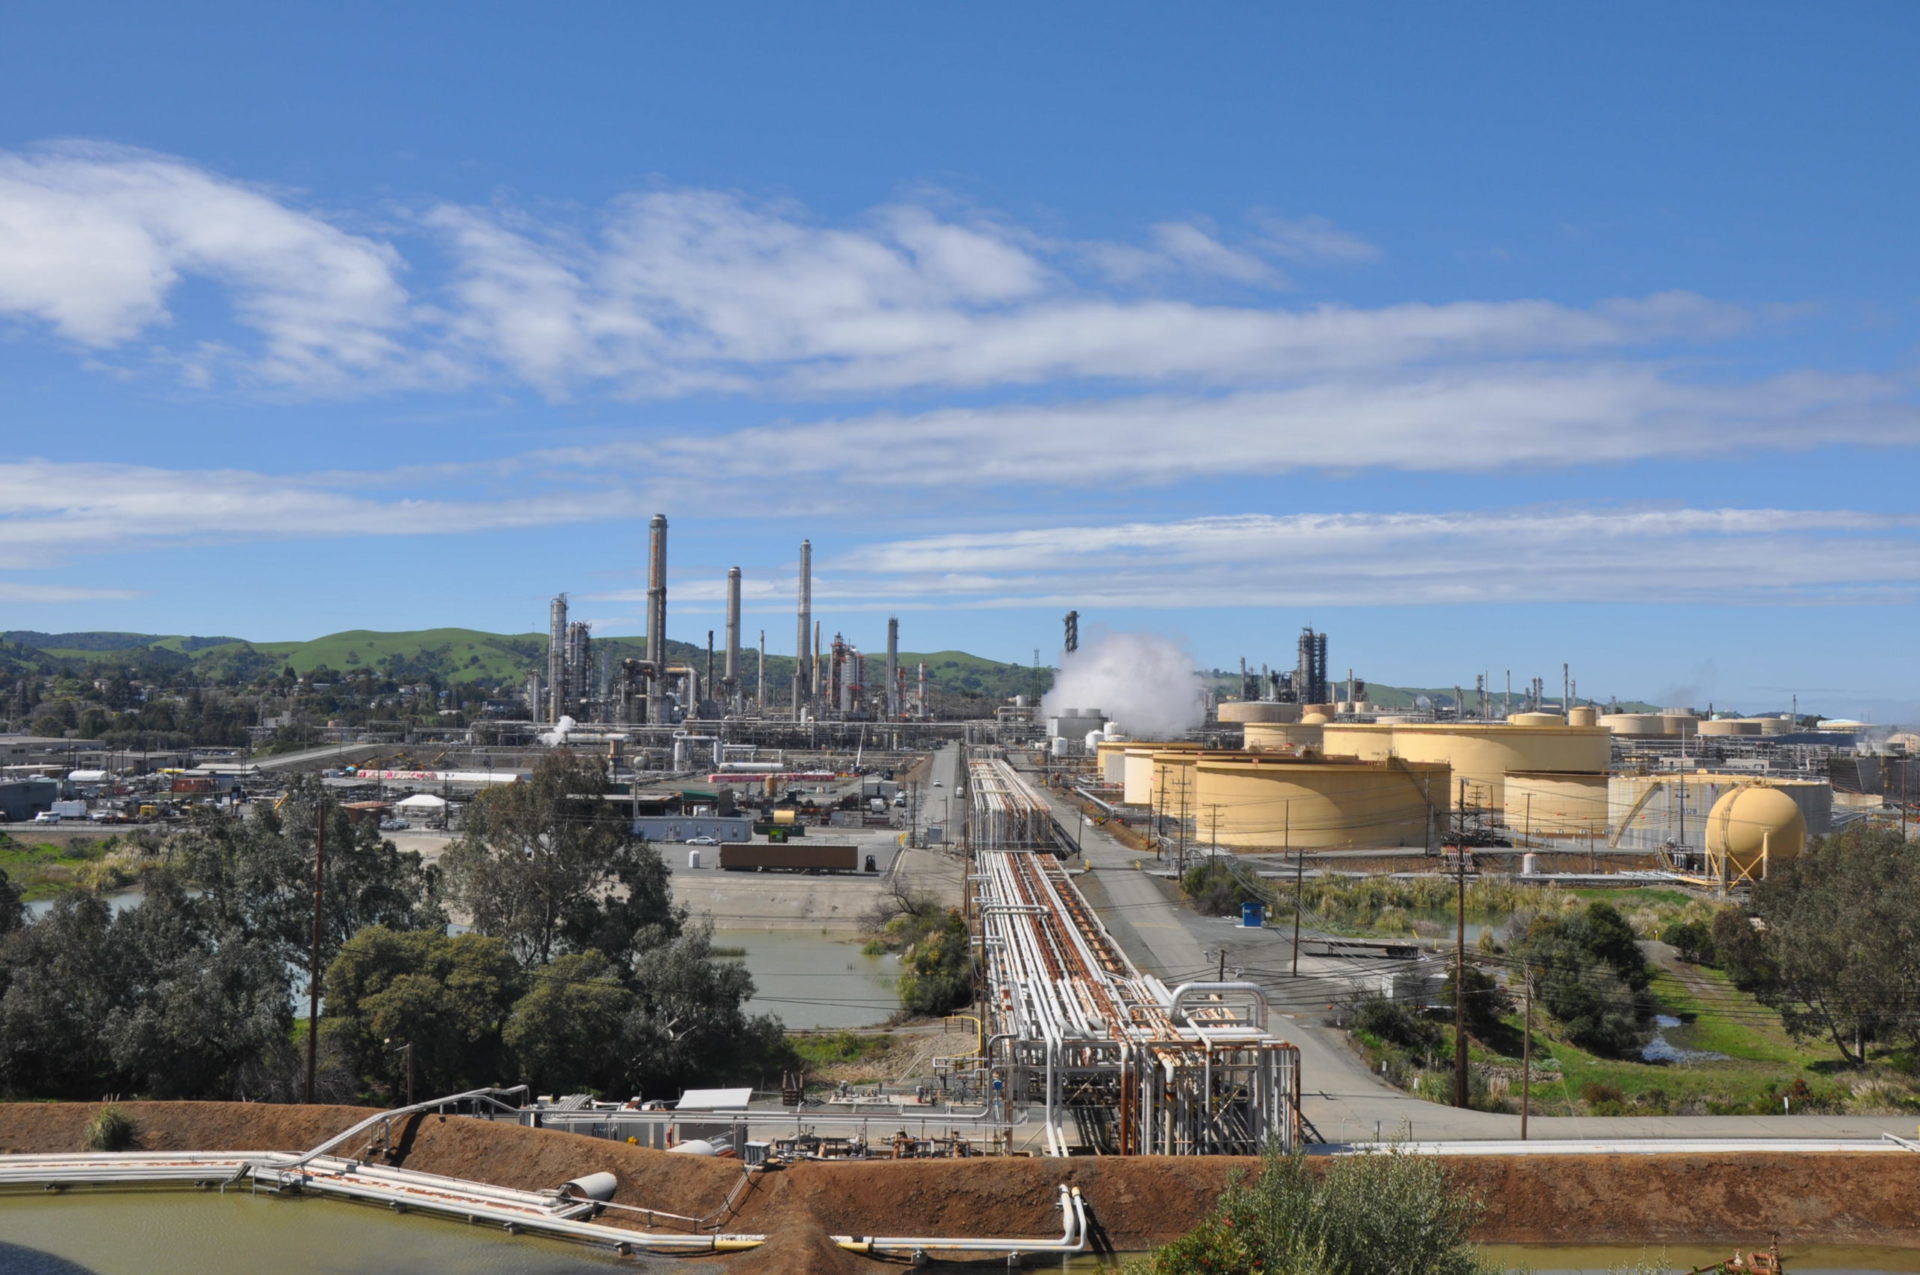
top-left (1050, 736), bottom-right (1071, 758)
top-left (1522, 852), bottom-right (1540, 875)
top-left (687, 849), bottom-right (702, 870)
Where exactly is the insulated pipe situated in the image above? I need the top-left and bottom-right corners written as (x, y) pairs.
top-left (1167, 982), bottom-right (1271, 1032)
top-left (833, 1185), bottom-right (1087, 1256)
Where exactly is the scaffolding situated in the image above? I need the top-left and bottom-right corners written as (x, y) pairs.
top-left (975, 850), bottom-right (1301, 1156)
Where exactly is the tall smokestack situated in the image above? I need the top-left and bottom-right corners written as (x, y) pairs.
top-left (793, 539), bottom-right (811, 718)
top-left (885, 617), bottom-right (900, 719)
top-left (724, 566), bottom-right (741, 714)
top-left (646, 514), bottom-right (667, 724)
top-left (547, 594), bottom-right (568, 724)
top-left (757, 629), bottom-right (766, 711)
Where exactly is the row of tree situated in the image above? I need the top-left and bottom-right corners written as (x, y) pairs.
top-left (0, 752), bottom-right (788, 1103)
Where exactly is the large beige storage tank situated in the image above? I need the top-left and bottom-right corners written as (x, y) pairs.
top-left (1385, 723), bottom-right (1610, 811)
top-left (1320, 722), bottom-right (1395, 761)
top-left (1705, 785), bottom-right (1806, 884)
top-left (1120, 742), bottom-right (1204, 805)
top-left (1217, 701), bottom-right (1302, 724)
top-left (1242, 720), bottom-right (1324, 752)
top-left (1698, 718), bottom-right (1764, 737)
top-left (1745, 717), bottom-right (1789, 735)
top-left (1507, 712), bottom-right (1567, 727)
top-left (1600, 713), bottom-right (1668, 737)
top-left (1568, 706), bottom-right (1599, 727)
top-left (1194, 756), bottom-right (1450, 850)
top-left (1095, 739), bottom-right (1132, 785)
top-left (1660, 709), bottom-right (1700, 738)
top-left (1506, 771), bottom-right (1608, 835)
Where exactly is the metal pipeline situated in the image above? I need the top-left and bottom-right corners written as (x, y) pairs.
top-left (1168, 981), bottom-right (1271, 1031)
top-left (833, 1184), bottom-right (1087, 1257)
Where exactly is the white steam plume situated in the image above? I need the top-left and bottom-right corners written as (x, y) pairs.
top-left (538, 714), bottom-right (577, 746)
top-left (1043, 632), bottom-right (1205, 740)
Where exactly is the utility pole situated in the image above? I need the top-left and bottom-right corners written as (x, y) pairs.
top-left (1291, 821), bottom-right (1304, 978)
top-left (1453, 779), bottom-right (1469, 1109)
top-left (304, 797), bottom-right (327, 1105)
top-left (1520, 974), bottom-right (1533, 1141)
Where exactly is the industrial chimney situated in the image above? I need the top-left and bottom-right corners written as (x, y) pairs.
top-left (646, 514), bottom-right (667, 724)
top-left (885, 616), bottom-right (900, 719)
top-left (724, 566), bottom-right (742, 714)
top-left (793, 539), bottom-right (812, 718)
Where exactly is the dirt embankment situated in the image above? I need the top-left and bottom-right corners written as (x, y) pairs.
top-left (6, 1103), bottom-right (1920, 1271)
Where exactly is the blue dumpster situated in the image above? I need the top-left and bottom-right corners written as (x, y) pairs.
top-left (1240, 900), bottom-right (1266, 928)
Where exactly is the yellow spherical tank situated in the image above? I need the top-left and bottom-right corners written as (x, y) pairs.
top-left (1241, 720), bottom-right (1325, 752)
top-left (1383, 723), bottom-right (1611, 811)
top-left (1217, 701), bottom-right (1302, 724)
top-left (1193, 756), bottom-right (1451, 850)
top-left (1705, 785), bottom-right (1806, 884)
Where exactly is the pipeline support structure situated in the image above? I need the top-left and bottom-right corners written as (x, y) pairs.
top-left (974, 848), bottom-right (1302, 1157)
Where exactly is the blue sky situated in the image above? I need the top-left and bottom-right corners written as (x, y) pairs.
top-left (2, 3), bottom-right (1917, 720)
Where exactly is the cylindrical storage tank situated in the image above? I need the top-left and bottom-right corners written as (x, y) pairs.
top-left (1242, 721), bottom-right (1324, 752)
top-left (1705, 785), bottom-right (1807, 884)
top-left (1660, 709), bottom-right (1700, 737)
top-left (1150, 749), bottom-right (1200, 814)
top-left (1754, 716), bottom-right (1791, 735)
top-left (771, 808), bottom-right (797, 825)
top-left (687, 849), bottom-right (702, 869)
top-left (1217, 701), bottom-right (1302, 724)
top-left (1569, 706), bottom-right (1599, 727)
top-left (1386, 724), bottom-right (1610, 812)
top-left (1121, 747), bottom-right (1159, 804)
top-left (1320, 722), bottom-right (1392, 761)
top-left (1193, 756), bottom-right (1450, 850)
top-left (1050, 736), bottom-right (1071, 758)
top-left (1521, 852), bottom-right (1540, 875)
top-left (1505, 771), bottom-right (1609, 835)
top-left (1096, 740), bottom-right (1130, 785)
top-left (1301, 712), bottom-right (1330, 726)
top-left (1304, 703), bottom-right (1338, 718)
top-left (1507, 712), bottom-right (1566, 727)
top-left (1698, 719), bottom-right (1763, 737)
top-left (1600, 713), bottom-right (1667, 736)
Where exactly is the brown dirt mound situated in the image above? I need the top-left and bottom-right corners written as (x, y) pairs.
top-left (7, 1105), bottom-right (1920, 1263)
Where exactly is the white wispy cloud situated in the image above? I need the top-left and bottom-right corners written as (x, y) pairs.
top-left (0, 143), bottom-right (1756, 401)
top-left (0, 459), bottom-right (659, 568)
top-left (0, 142), bottom-right (418, 387)
top-left (819, 507), bottom-right (1920, 610)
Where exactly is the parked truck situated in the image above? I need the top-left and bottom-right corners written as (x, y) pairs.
top-left (717, 843), bottom-right (861, 874)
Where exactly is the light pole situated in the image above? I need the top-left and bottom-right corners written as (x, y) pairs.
top-left (384, 1038), bottom-right (414, 1107)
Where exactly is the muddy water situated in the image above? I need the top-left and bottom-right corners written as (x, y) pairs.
top-left (1041, 1244), bottom-right (1920, 1272)
top-left (712, 928), bottom-right (900, 1029)
top-left (0, 1188), bottom-right (655, 1273)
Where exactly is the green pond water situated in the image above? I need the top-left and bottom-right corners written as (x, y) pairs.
top-left (0, 1188), bottom-right (649, 1274)
top-left (6, 1191), bottom-right (1919, 1274)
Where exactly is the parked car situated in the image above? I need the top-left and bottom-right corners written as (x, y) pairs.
top-left (31, 811), bottom-right (62, 824)
top-left (685, 835), bottom-right (718, 845)
top-left (378, 818), bottom-right (410, 831)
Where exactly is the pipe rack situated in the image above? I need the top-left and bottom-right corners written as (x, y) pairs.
top-left (975, 849), bottom-right (1302, 1156)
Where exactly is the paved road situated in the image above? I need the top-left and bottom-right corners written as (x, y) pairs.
top-left (1028, 778), bottom-right (1910, 1145)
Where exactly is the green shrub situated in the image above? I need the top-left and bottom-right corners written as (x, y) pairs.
top-left (1663, 918), bottom-right (1715, 965)
top-left (1128, 1147), bottom-right (1496, 1275)
top-left (1350, 994), bottom-right (1442, 1053)
top-left (84, 1105), bottom-right (138, 1151)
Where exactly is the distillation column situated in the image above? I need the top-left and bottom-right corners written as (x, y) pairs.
top-left (547, 594), bottom-right (568, 725)
top-left (646, 514), bottom-right (668, 725)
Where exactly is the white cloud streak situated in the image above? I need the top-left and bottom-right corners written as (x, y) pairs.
top-left (0, 143), bottom-right (416, 387)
